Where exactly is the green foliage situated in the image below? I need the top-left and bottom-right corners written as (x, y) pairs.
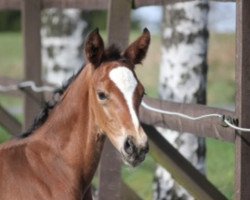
top-left (0, 10), bottom-right (140, 32)
top-left (84, 11), bottom-right (107, 31)
top-left (0, 11), bottom-right (21, 32)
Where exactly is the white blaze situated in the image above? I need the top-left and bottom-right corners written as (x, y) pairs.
top-left (109, 66), bottom-right (139, 130)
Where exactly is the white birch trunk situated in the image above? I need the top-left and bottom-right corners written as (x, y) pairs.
top-left (41, 9), bottom-right (89, 85)
top-left (154, 1), bottom-right (209, 199)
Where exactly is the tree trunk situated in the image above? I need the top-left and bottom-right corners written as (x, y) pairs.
top-left (41, 9), bottom-right (90, 85)
top-left (154, 1), bottom-right (209, 200)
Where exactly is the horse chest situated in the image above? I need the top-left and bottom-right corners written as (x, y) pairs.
top-left (0, 143), bottom-right (84, 200)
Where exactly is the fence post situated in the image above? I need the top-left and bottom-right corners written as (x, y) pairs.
top-left (98, 0), bottom-right (131, 199)
top-left (21, 0), bottom-right (43, 130)
top-left (235, 0), bottom-right (250, 199)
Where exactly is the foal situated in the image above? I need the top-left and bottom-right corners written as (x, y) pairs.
top-left (0, 29), bottom-right (150, 200)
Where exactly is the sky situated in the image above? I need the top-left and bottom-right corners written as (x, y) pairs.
top-left (132, 2), bottom-right (236, 34)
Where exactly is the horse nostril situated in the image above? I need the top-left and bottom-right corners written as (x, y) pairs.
top-left (124, 138), bottom-right (134, 155)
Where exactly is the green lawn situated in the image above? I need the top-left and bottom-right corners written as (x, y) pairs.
top-left (207, 139), bottom-right (234, 199)
top-left (0, 31), bottom-right (235, 199)
top-left (0, 32), bottom-right (23, 79)
top-left (208, 33), bottom-right (236, 106)
top-left (0, 126), bottom-right (11, 143)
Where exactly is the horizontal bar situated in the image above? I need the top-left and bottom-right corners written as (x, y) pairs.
top-left (0, 0), bottom-right (235, 10)
top-left (0, 105), bottom-right (21, 136)
top-left (134, 0), bottom-right (235, 8)
top-left (0, 77), bottom-right (53, 100)
top-left (140, 97), bottom-right (236, 142)
top-left (0, 0), bottom-right (108, 10)
top-left (144, 124), bottom-right (228, 200)
top-left (0, 0), bottom-right (20, 10)
top-left (0, 76), bottom-right (19, 85)
top-left (0, 77), bottom-right (22, 97)
top-left (41, 0), bottom-right (108, 10)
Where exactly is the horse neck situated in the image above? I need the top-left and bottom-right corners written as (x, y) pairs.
top-left (35, 64), bottom-right (105, 183)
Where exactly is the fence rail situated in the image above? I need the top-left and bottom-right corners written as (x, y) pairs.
top-left (0, 0), bottom-right (236, 10)
top-left (0, 0), bottom-right (109, 10)
top-left (134, 0), bottom-right (235, 8)
top-left (0, 77), bottom-right (22, 97)
top-left (140, 97), bottom-right (236, 142)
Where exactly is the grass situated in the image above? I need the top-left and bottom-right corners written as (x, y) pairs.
top-left (0, 32), bottom-right (23, 79)
top-left (208, 33), bottom-right (236, 106)
top-left (0, 31), bottom-right (25, 138)
top-left (0, 95), bottom-right (23, 108)
top-left (0, 31), bottom-right (236, 199)
top-left (0, 127), bottom-right (11, 143)
top-left (134, 33), bottom-right (161, 97)
top-left (206, 139), bottom-right (235, 199)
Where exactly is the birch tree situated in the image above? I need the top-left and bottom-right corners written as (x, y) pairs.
top-left (41, 9), bottom-right (89, 85)
top-left (154, 1), bottom-right (209, 199)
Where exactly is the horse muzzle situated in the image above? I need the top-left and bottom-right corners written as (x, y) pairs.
top-left (121, 136), bottom-right (149, 167)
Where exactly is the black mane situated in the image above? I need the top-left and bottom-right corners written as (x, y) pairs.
top-left (20, 45), bottom-right (124, 138)
top-left (20, 66), bottom-right (84, 138)
top-left (103, 45), bottom-right (122, 61)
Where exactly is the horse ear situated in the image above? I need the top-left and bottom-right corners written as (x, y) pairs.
top-left (84, 28), bottom-right (104, 68)
top-left (123, 28), bottom-right (150, 66)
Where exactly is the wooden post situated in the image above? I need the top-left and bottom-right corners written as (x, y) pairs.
top-left (99, 0), bottom-right (131, 199)
top-left (106, 0), bottom-right (131, 49)
top-left (235, 0), bottom-right (250, 199)
top-left (21, 0), bottom-right (43, 130)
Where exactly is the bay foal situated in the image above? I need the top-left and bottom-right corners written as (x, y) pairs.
top-left (0, 29), bottom-right (150, 200)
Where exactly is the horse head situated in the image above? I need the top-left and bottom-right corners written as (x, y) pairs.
top-left (85, 28), bottom-right (150, 167)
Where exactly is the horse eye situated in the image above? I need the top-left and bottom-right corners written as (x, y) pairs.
top-left (97, 91), bottom-right (108, 100)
